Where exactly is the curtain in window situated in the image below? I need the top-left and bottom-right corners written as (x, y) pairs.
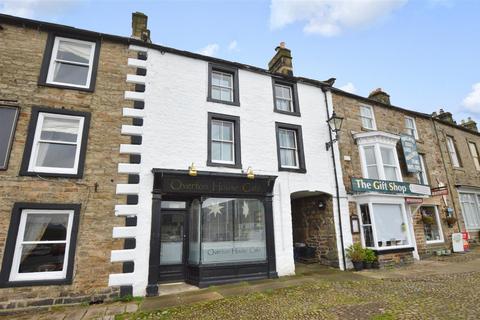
top-left (372, 204), bottom-right (408, 246)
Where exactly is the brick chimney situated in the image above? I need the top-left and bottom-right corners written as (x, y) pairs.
top-left (268, 42), bottom-right (293, 76)
top-left (368, 88), bottom-right (390, 105)
top-left (432, 108), bottom-right (456, 124)
top-left (460, 117), bottom-right (478, 132)
top-left (131, 12), bottom-right (151, 43)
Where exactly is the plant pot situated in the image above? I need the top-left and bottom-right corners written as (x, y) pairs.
top-left (352, 261), bottom-right (364, 271)
top-left (372, 261), bottom-right (380, 269)
top-left (364, 261), bottom-right (373, 269)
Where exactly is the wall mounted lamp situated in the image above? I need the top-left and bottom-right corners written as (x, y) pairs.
top-left (246, 167), bottom-right (255, 180)
top-left (326, 111), bottom-right (344, 151)
top-left (188, 162), bottom-right (197, 176)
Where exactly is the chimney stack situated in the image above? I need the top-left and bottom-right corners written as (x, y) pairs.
top-left (368, 88), bottom-right (391, 105)
top-left (433, 108), bottom-right (456, 124)
top-left (268, 42), bottom-right (293, 76)
top-left (461, 117), bottom-right (478, 132)
top-left (131, 12), bottom-right (151, 43)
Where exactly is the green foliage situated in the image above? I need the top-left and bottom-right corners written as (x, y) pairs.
top-left (346, 243), bottom-right (366, 262)
top-left (113, 294), bottom-right (143, 303)
top-left (421, 215), bottom-right (435, 225)
top-left (364, 248), bottom-right (377, 263)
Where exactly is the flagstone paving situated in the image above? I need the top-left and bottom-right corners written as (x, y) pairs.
top-left (2, 247), bottom-right (480, 320)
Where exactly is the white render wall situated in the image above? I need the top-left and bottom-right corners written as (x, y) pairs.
top-left (128, 49), bottom-right (351, 295)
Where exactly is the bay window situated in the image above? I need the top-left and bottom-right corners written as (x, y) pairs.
top-left (360, 144), bottom-right (401, 181)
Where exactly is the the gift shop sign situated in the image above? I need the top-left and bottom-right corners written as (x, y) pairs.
top-left (351, 177), bottom-right (431, 196)
top-left (400, 135), bottom-right (421, 173)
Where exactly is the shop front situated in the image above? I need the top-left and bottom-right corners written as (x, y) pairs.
top-left (146, 169), bottom-right (277, 295)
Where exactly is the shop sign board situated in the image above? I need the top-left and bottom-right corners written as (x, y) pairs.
top-left (405, 197), bottom-right (423, 204)
top-left (431, 186), bottom-right (448, 196)
top-left (351, 177), bottom-right (431, 196)
top-left (400, 134), bottom-right (422, 173)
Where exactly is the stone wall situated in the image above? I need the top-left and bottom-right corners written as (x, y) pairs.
top-left (0, 22), bottom-right (133, 310)
top-left (291, 195), bottom-right (339, 267)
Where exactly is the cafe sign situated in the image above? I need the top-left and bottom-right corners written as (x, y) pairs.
top-left (400, 134), bottom-right (422, 173)
top-left (351, 177), bottom-right (431, 196)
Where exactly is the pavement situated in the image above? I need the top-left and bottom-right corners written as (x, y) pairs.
top-left (2, 247), bottom-right (480, 320)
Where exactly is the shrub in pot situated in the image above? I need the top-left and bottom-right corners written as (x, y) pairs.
top-left (445, 216), bottom-right (457, 228)
top-left (364, 248), bottom-right (376, 269)
top-left (421, 215), bottom-right (435, 225)
top-left (346, 243), bottom-right (365, 271)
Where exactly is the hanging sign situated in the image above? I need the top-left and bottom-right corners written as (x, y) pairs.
top-left (431, 186), bottom-right (448, 196)
top-left (351, 177), bottom-right (431, 196)
top-left (400, 135), bottom-right (422, 173)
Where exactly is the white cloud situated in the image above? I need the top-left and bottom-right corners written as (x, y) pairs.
top-left (198, 43), bottom-right (220, 57)
top-left (0, 0), bottom-right (79, 19)
top-left (462, 83), bottom-right (480, 114)
top-left (339, 82), bottom-right (357, 94)
top-left (270, 0), bottom-right (407, 37)
top-left (228, 40), bottom-right (238, 51)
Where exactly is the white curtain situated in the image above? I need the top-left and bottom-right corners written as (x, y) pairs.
top-left (373, 204), bottom-right (407, 244)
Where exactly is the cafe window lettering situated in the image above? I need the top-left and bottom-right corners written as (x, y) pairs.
top-left (359, 202), bottom-right (411, 250)
top-left (199, 198), bottom-right (266, 264)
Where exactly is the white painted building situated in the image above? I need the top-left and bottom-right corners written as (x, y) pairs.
top-left (110, 29), bottom-right (352, 296)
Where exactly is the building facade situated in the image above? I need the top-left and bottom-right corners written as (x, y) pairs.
top-left (0, 15), bottom-right (137, 309)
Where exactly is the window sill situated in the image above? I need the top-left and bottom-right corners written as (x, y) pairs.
top-left (206, 161), bottom-right (242, 169)
top-left (0, 278), bottom-right (72, 288)
top-left (360, 127), bottom-right (377, 132)
top-left (426, 240), bottom-right (444, 245)
top-left (453, 167), bottom-right (465, 172)
top-left (38, 81), bottom-right (94, 93)
top-left (278, 167), bottom-right (306, 173)
top-left (19, 170), bottom-right (83, 179)
top-left (371, 246), bottom-right (414, 255)
top-left (273, 109), bottom-right (301, 117)
top-left (207, 97), bottom-right (240, 107)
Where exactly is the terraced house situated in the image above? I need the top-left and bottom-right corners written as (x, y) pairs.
top-left (0, 14), bottom-right (141, 309)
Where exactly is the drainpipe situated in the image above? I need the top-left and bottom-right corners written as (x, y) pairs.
top-left (431, 118), bottom-right (462, 231)
top-left (322, 86), bottom-right (347, 271)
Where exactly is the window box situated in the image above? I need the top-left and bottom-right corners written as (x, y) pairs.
top-left (275, 122), bottom-right (306, 173)
top-left (272, 78), bottom-right (300, 116)
top-left (207, 63), bottom-right (240, 106)
top-left (38, 34), bottom-right (101, 92)
top-left (20, 107), bottom-right (91, 178)
top-left (207, 113), bottom-right (242, 168)
top-left (0, 203), bottom-right (81, 287)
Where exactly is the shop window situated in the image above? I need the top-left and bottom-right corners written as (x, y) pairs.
top-left (200, 198), bottom-right (266, 264)
top-left (0, 203), bottom-right (80, 286)
top-left (207, 113), bottom-right (241, 168)
top-left (459, 193), bottom-right (480, 230)
top-left (0, 105), bottom-right (19, 170)
top-left (446, 136), bottom-right (461, 168)
top-left (359, 105), bottom-right (376, 130)
top-left (39, 35), bottom-right (100, 91)
top-left (416, 154), bottom-right (429, 185)
top-left (272, 78), bottom-right (300, 116)
top-left (359, 202), bottom-right (411, 250)
top-left (404, 116), bottom-right (419, 139)
top-left (207, 63), bottom-right (240, 106)
top-left (275, 123), bottom-right (306, 173)
top-left (421, 206), bottom-right (443, 243)
top-left (360, 144), bottom-right (401, 181)
top-left (468, 142), bottom-right (480, 171)
top-left (20, 107), bottom-right (90, 178)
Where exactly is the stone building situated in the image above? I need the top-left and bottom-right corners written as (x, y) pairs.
top-left (0, 14), bottom-right (146, 309)
top-left (331, 88), bottom-right (466, 266)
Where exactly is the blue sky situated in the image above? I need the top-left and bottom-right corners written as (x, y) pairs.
top-left (1, 0), bottom-right (479, 124)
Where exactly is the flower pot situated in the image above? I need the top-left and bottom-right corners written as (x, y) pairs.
top-left (364, 261), bottom-right (373, 269)
top-left (352, 261), bottom-right (364, 271)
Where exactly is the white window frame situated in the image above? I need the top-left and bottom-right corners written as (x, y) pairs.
top-left (9, 209), bottom-right (74, 282)
top-left (359, 143), bottom-right (402, 182)
top-left (211, 70), bottom-right (234, 102)
top-left (278, 128), bottom-right (299, 169)
top-left (446, 136), bottom-right (460, 168)
top-left (459, 192), bottom-right (480, 230)
top-left (46, 37), bottom-right (96, 89)
top-left (416, 154), bottom-right (429, 185)
top-left (211, 119), bottom-right (235, 165)
top-left (359, 105), bottom-right (376, 130)
top-left (27, 112), bottom-right (85, 175)
top-left (404, 116), bottom-right (419, 140)
top-left (274, 84), bottom-right (293, 112)
top-left (357, 197), bottom-right (413, 251)
top-left (468, 142), bottom-right (480, 171)
top-left (421, 206), bottom-right (444, 244)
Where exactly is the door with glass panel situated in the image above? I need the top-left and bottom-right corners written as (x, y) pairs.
top-left (158, 201), bottom-right (187, 282)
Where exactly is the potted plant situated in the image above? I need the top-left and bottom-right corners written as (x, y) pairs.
top-left (346, 243), bottom-right (365, 271)
top-left (421, 215), bottom-right (435, 225)
top-left (364, 248), bottom-right (376, 269)
top-left (445, 216), bottom-right (457, 228)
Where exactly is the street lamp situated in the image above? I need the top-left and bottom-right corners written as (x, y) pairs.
top-left (326, 111), bottom-right (344, 151)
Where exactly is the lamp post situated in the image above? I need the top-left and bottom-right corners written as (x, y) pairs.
top-left (326, 111), bottom-right (344, 151)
